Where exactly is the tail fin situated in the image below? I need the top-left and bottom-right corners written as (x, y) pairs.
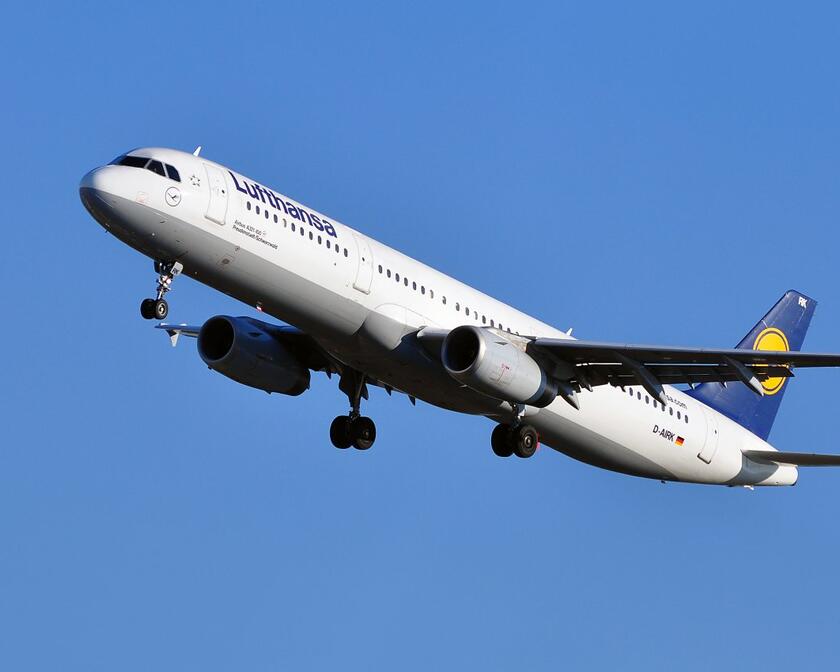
top-left (687, 290), bottom-right (816, 440)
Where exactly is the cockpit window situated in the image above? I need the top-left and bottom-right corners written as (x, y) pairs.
top-left (111, 154), bottom-right (181, 182)
top-left (147, 160), bottom-right (166, 177)
top-left (115, 155), bottom-right (149, 169)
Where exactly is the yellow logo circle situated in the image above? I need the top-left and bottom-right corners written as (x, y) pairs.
top-left (753, 327), bottom-right (790, 395)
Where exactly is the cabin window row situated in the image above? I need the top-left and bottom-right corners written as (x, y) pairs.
top-left (246, 202), bottom-right (351, 258)
top-left (624, 386), bottom-right (689, 423)
top-left (376, 264), bottom-right (519, 335)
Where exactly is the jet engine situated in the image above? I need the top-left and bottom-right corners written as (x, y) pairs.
top-left (197, 316), bottom-right (310, 395)
top-left (441, 325), bottom-right (557, 407)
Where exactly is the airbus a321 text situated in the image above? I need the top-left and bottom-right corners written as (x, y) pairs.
top-left (80, 147), bottom-right (840, 487)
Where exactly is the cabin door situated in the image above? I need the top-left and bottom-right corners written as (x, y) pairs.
top-left (204, 163), bottom-right (229, 225)
top-left (352, 232), bottom-right (373, 294)
top-left (698, 408), bottom-right (719, 464)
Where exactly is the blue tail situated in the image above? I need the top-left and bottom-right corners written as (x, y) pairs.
top-left (686, 290), bottom-right (816, 440)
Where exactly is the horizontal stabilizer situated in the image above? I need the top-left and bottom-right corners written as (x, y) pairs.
top-left (743, 450), bottom-right (840, 467)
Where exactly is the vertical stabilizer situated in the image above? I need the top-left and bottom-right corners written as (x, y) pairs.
top-left (686, 290), bottom-right (816, 440)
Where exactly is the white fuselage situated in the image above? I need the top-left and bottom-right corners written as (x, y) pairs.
top-left (80, 148), bottom-right (797, 486)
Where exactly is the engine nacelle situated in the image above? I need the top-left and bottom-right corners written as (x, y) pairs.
top-left (197, 316), bottom-right (310, 395)
top-left (441, 325), bottom-right (557, 407)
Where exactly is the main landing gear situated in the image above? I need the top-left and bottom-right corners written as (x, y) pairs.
top-left (140, 260), bottom-right (183, 320)
top-left (491, 423), bottom-right (539, 459)
top-left (330, 370), bottom-right (377, 450)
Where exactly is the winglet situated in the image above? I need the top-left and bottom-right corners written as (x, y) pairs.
top-left (193, 145), bottom-right (202, 156)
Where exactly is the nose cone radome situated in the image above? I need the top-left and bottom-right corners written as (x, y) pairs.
top-left (79, 167), bottom-right (123, 228)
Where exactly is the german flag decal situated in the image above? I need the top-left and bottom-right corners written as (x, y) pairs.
top-left (675, 436), bottom-right (685, 447)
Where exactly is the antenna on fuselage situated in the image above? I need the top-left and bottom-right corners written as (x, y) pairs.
top-left (193, 146), bottom-right (202, 156)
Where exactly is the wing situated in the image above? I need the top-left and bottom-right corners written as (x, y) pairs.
top-left (743, 450), bottom-right (840, 467)
top-left (528, 337), bottom-right (840, 403)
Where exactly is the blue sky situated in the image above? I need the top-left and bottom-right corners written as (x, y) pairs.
top-left (3, 1), bottom-right (840, 669)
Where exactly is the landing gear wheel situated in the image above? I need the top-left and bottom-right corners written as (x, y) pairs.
top-left (140, 298), bottom-right (156, 320)
top-left (350, 416), bottom-right (376, 450)
top-left (491, 424), bottom-right (514, 457)
top-left (154, 299), bottom-right (169, 320)
top-left (330, 416), bottom-right (353, 449)
top-left (513, 424), bottom-right (539, 459)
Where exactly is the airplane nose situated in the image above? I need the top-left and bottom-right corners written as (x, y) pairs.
top-left (79, 168), bottom-right (99, 192)
top-left (79, 167), bottom-right (120, 227)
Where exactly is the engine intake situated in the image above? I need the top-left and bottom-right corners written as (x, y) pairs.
top-left (441, 326), bottom-right (557, 407)
top-left (197, 316), bottom-right (310, 395)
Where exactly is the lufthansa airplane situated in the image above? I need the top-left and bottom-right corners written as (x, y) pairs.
top-left (80, 147), bottom-right (840, 487)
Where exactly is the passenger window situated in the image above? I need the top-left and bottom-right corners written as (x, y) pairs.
top-left (256, 205), bottom-right (261, 215)
top-left (482, 315), bottom-right (486, 324)
top-left (147, 160), bottom-right (166, 177)
top-left (387, 269), bottom-right (391, 278)
top-left (442, 296), bottom-right (447, 305)
top-left (378, 265), bottom-right (383, 274)
top-left (404, 277), bottom-right (408, 286)
top-left (637, 391), bottom-right (641, 400)
top-left (430, 290), bottom-right (434, 299)
top-left (265, 209), bottom-right (269, 219)
top-left (165, 164), bottom-right (181, 182)
top-left (412, 281), bottom-right (417, 290)
top-left (326, 240), bottom-right (331, 249)
top-left (247, 202), bottom-right (252, 211)
top-left (344, 249), bottom-right (348, 257)
top-left (669, 407), bottom-right (674, 416)
top-left (456, 303), bottom-right (460, 311)
top-left (490, 319), bottom-right (495, 327)
top-left (677, 411), bottom-right (681, 420)
top-left (318, 235), bottom-right (322, 244)
top-left (421, 286), bottom-right (426, 295)
top-left (685, 415), bottom-right (689, 423)
top-left (395, 273), bottom-right (400, 282)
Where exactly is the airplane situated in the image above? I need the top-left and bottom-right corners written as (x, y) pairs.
top-left (80, 146), bottom-right (840, 487)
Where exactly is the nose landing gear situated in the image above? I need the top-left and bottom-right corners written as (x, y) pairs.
top-left (140, 260), bottom-right (183, 320)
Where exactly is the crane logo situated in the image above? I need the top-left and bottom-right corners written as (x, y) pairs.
top-left (753, 327), bottom-right (790, 395)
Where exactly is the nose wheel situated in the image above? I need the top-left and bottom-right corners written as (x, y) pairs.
top-left (140, 260), bottom-right (183, 320)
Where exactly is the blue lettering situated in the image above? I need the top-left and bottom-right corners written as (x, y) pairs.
top-left (232, 172), bottom-right (338, 238)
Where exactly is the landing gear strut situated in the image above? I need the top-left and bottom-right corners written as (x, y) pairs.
top-left (491, 423), bottom-right (539, 458)
top-left (140, 260), bottom-right (183, 320)
top-left (331, 370), bottom-right (377, 450)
